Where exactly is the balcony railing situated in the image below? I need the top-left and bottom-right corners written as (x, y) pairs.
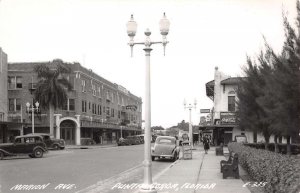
top-left (80, 120), bottom-right (141, 130)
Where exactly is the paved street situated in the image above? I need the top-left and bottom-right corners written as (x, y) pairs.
top-left (0, 145), bottom-right (173, 193)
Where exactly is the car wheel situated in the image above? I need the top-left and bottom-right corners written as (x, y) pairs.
top-left (53, 144), bottom-right (59, 150)
top-left (151, 156), bottom-right (155, 161)
top-left (0, 151), bottom-right (4, 160)
top-left (60, 147), bottom-right (65, 150)
top-left (34, 148), bottom-right (43, 158)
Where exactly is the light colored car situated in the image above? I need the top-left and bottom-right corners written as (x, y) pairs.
top-left (151, 136), bottom-right (180, 162)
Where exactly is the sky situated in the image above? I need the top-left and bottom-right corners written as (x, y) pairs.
top-left (0, 0), bottom-right (298, 128)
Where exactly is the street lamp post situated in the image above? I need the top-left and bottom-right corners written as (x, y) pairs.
top-left (26, 101), bottom-right (39, 134)
top-left (184, 99), bottom-right (197, 149)
top-left (120, 126), bottom-right (123, 138)
top-left (126, 13), bottom-right (170, 193)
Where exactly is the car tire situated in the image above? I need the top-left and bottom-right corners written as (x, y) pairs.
top-left (60, 147), bottom-right (65, 150)
top-left (33, 148), bottom-right (43, 158)
top-left (151, 156), bottom-right (155, 161)
top-left (0, 151), bottom-right (4, 160)
top-left (53, 144), bottom-right (59, 150)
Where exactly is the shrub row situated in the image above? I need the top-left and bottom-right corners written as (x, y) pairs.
top-left (228, 142), bottom-right (300, 193)
top-left (243, 143), bottom-right (300, 154)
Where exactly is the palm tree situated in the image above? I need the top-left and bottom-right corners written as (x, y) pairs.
top-left (34, 59), bottom-right (73, 136)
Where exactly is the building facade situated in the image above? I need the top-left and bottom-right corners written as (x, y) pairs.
top-left (0, 47), bottom-right (8, 143)
top-left (5, 59), bottom-right (142, 145)
top-left (202, 67), bottom-right (286, 145)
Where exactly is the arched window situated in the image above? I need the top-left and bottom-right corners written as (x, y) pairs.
top-left (228, 90), bottom-right (235, 95)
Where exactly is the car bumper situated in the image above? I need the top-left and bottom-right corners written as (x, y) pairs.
top-left (151, 154), bottom-right (174, 158)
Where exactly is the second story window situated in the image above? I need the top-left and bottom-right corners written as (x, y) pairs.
top-left (8, 76), bottom-right (22, 89)
top-left (228, 96), bottom-right (236, 112)
top-left (0, 112), bottom-right (4, 121)
top-left (82, 100), bottom-right (87, 113)
top-left (63, 99), bottom-right (75, 111)
top-left (8, 98), bottom-right (21, 111)
top-left (97, 86), bottom-right (101, 98)
top-left (67, 75), bottom-right (75, 90)
top-left (97, 105), bottom-right (102, 115)
top-left (92, 84), bottom-right (96, 96)
top-left (106, 107), bottom-right (110, 116)
top-left (81, 79), bottom-right (86, 92)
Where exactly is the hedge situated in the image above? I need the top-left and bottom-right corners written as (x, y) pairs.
top-left (243, 143), bottom-right (300, 154)
top-left (228, 142), bottom-right (300, 193)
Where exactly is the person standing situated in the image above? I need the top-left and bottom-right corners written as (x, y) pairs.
top-left (203, 136), bottom-right (210, 154)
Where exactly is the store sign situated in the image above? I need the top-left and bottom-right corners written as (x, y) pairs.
top-left (200, 109), bottom-right (210, 113)
top-left (220, 112), bottom-right (236, 125)
top-left (126, 105), bottom-right (137, 111)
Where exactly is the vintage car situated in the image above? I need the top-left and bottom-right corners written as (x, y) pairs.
top-left (151, 136), bottom-right (180, 162)
top-left (234, 135), bottom-right (248, 143)
top-left (117, 136), bottom-right (142, 146)
top-left (117, 137), bottom-right (130, 146)
top-left (0, 135), bottom-right (48, 160)
top-left (25, 133), bottom-right (65, 150)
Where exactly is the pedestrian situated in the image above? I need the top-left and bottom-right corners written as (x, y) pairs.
top-left (203, 136), bottom-right (210, 154)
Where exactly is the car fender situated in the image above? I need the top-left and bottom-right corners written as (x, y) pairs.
top-left (51, 142), bottom-right (61, 147)
top-left (33, 146), bottom-right (47, 153)
top-left (0, 149), bottom-right (14, 156)
top-left (171, 146), bottom-right (177, 156)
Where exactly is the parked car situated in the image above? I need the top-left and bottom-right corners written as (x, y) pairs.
top-left (25, 133), bottom-right (65, 150)
top-left (135, 134), bottom-right (145, 144)
top-left (117, 137), bottom-right (130, 146)
top-left (234, 135), bottom-right (248, 143)
top-left (0, 134), bottom-right (48, 160)
top-left (151, 136), bottom-right (180, 162)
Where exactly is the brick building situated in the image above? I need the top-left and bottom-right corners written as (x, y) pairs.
top-left (5, 59), bottom-right (142, 145)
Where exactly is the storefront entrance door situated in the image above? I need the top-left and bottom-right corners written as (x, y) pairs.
top-left (60, 120), bottom-right (75, 145)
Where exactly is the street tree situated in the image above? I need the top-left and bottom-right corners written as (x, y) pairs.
top-left (237, 57), bottom-right (272, 149)
top-left (34, 59), bottom-right (73, 136)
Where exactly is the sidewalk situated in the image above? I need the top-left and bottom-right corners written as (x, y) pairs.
top-left (153, 145), bottom-right (251, 193)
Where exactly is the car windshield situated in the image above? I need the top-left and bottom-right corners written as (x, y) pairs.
top-left (157, 139), bottom-right (174, 144)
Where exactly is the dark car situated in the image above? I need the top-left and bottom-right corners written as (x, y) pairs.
top-left (0, 135), bottom-right (48, 159)
top-left (127, 136), bottom-right (142, 145)
top-left (117, 137), bottom-right (130, 146)
top-left (151, 136), bottom-right (180, 162)
top-left (25, 133), bottom-right (65, 150)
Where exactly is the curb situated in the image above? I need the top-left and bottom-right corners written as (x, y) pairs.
top-left (65, 144), bottom-right (118, 149)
